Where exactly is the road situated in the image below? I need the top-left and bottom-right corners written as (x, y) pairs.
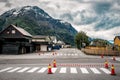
top-left (0, 48), bottom-right (120, 80)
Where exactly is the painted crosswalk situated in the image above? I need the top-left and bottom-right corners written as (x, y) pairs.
top-left (80, 68), bottom-right (89, 74)
top-left (39, 53), bottom-right (79, 56)
top-left (0, 67), bottom-right (111, 75)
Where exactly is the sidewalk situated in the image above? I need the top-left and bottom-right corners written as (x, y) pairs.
top-left (0, 52), bottom-right (53, 59)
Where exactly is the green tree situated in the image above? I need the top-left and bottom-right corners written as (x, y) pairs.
top-left (91, 39), bottom-right (108, 47)
top-left (75, 31), bottom-right (90, 49)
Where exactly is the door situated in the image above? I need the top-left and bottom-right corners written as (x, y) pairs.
top-left (40, 45), bottom-right (47, 51)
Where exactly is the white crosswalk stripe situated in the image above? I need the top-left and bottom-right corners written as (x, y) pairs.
top-left (17, 67), bottom-right (30, 73)
top-left (59, 67), bottom-right (66, 73)
top-left (39, 53), bottom-right (80, 56)
top-left (27, 67), bottom-right (39, 73)
top-left (0, 67), bottom-right (111, 74)
top-left (100, 68), bottom-right (111, 74)
top-left (37, 67), bottom-right (47, 73)
top-left (0, 67), bottom-right (13, 72)
top-left (52, 68), bottom-right (57, 73)
top-left (70, 67), bottom-right (77, 73)
top-left (7, 67), bottom-right (21, 73)
top-left (90, 68), bottom-right (101, 74)
top-left (80, 68), bottom-right (89, 74)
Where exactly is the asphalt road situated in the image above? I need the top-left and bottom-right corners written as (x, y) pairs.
top-left (0, 48), bottom-right (120, 80)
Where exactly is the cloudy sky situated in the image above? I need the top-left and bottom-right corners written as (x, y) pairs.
top-left (0, 0), bottom-right (120, 41)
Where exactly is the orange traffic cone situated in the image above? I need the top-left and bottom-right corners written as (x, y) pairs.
top-left (104, 60), bottom-right (109, 68)
top-left (111, 64), bottom-right (116, 75)
top-left (53, 59), bottom-right (57, 67)
top-left (101, 54), bottom-right (103, 58)
top-left (48, 64), bottom-right (52, 74)
top-left (113, 56), bottom-right (116, 61)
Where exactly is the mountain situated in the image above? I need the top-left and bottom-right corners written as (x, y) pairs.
top-left (0, 6), bottom-right (77, 46)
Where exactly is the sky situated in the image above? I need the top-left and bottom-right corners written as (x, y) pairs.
top-left (0, 0), bottom-right (120, 41)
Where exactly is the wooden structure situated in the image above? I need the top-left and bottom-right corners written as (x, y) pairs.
top-left (32, 35), bottom-right (52, 52)
top-left (0, 24), bottom-right (32, 54)
top-left (114, 36), bottom-right (120, 50)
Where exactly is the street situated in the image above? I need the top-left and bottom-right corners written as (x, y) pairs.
top-left (0, 48), bottom-right (120, 80)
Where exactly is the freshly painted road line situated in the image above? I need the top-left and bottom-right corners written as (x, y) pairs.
top-left (59, 67), bottom-right (66, 73)
top-left (100, 68), bottom-right (111, 74)
top-left (37, 67), bottom-right (47, 73)
top-left (7, 67), bottom-right (21, 72)
top-left (80, 68), bottom-right (89, 74)
top-left (90, 68), bottom-right (101, 74)
top-left (17, 67), bottom-right (30, 73)
top-left (52, 68), bottom-right (57, 73)
top-left (0, 67), bottom-right (13, 72)
top-left (27, 67), bottom-right (39, 73)
top-left (70, 67), bottom-right (77, 73)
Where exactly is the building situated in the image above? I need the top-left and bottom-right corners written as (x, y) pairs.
top-left (32, 35), bottom-right (52, 52)
top-left (114, 36), bottom-right (120, 50)
top-left (0, 24), bottom-right (54, 54)
top-left (0, 24), bottom-right (32, 54)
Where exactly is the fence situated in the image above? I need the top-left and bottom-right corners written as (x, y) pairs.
top-left (81, 48), bottom-right (120, 56)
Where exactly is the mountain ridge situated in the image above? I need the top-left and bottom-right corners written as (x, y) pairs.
top-left (0, 6), bottom-right (77, 46)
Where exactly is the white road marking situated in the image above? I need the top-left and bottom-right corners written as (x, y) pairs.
top-left (64, 54), bottom-right (67, 56)
top-left (59, 67), bottom-right (66, 73)
top-left (0, 67), bottom-right (13, 72)
top-left (37, 67), bottom-right (47, 73)
top-left (7, 67), bottom-right (21, 72)
top-left (90, 68), bottom-right (101, 74)
top-left (80, 68), bottom-right (89, 74)
top-left (70, 67), bottom-right (77, 73)
top-left (68, 54), bottom-right (70, 56)
top-left (27, 67), bottom-right (39, 73)
top-left (100, 68), bottom-right (111, 74)
top-left (52, 68), bottom-right (57, 73)
top-left (17, 67), bottom-right (30, 73)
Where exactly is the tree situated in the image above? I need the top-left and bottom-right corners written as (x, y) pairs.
top-left (75, 31), bottom-right (90, 49)
top-left (90, 39), bottom-right (108, 47)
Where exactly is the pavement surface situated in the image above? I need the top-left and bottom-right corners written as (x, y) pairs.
top-left (0, 48), bottom-right (120, 80)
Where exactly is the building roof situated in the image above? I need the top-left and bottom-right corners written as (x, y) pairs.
top-left (10, 24), bottom-right (32, 37)
top-left (114, 36), bottom-right (120, 41)
top-left (32, 35), bottom-right (49, 39)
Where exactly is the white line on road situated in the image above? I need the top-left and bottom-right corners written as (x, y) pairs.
top-left (37, 67), bottom-right (47, 73)
top-left (52, 68), bottom-right (57, 73)
top-left (80, 68), bottom-right (89, 74)
top-left (27, 67), bottom-right (39, 73)
top-left (17, 67), bottom-right (30, 73)
top-left (59, 67), bottom-right (66, 73)
top-left (7, 67), bottom-right (21, 72)
top-left (70, 67), bottom-right (77, 73)
top-left (0, 67), bottom-right (13, 72)
top-left (100, 68), bottom-right (111, 74)
top-left (90, 68), bottom-right (101, 74)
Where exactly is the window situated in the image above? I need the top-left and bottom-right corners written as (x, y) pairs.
top-left (12, 30), bottom-right (16, 34)
top-left (7, 31), bottom-right (10, 34)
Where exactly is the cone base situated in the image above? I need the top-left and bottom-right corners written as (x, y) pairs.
top-left (48, 72), bottom-right (53, 74)
top-left (111, 73), bottom-right (116, 75)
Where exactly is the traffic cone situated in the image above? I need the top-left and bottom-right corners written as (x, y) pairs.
top-left (104, 60), bottom-right (109, 68)
top-left (113, 56), bottom-right (116, 61)
top-left (53, 59), bottom-right (57, 67)
top-left (111, 64), bottom-right (116, 75)
top-left (101, 54), bottom-right (104, 58)
top-left (48, 64), bottom-right (52, 74)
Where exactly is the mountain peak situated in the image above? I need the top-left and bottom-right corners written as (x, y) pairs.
top-left (2, 6), bottom-right (51, 19)
top-left (0, 6), bottom-right (77, 46)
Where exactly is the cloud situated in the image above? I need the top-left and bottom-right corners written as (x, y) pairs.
top-left (92, 2), bottom-right (112, 14)
top-left (0, 0), bottom-right (120, 40)
top-left (0, 0), bottom-right (9, 2)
